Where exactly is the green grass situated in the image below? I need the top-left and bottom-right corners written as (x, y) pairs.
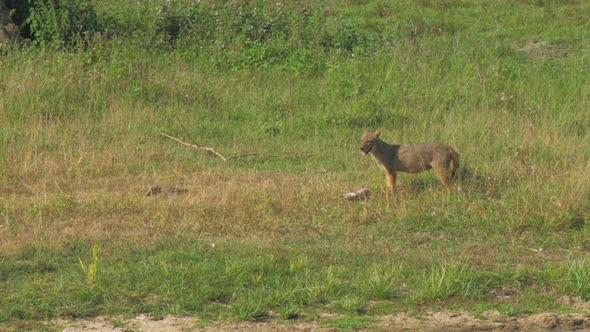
top-left (566, 259), bottom-right (590, 300)
top-left (321, 316), bottom-right (377, 330)
top-left (1, 0), bottom-right (590, 329)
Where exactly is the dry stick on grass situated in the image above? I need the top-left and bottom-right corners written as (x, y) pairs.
top-left (160, 133), bottom-right (229, 161)
top-left (227, 152), bottom-right (281, 161)
top-left (161, 133), bottom-right (311, 162)
top-left (170, 116), bottom-right (282, 161)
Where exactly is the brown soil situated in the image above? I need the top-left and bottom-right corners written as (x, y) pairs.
top-left (58, 311), bottom-right (590, 332)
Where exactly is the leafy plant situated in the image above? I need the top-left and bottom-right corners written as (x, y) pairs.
top-left (26, 0), bottom-right (100, 48)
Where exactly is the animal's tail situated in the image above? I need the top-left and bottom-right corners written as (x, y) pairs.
top-left (449, 148), bottom-right (460, 179)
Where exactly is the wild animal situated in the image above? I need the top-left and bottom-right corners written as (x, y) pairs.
top-left (360, 129), bottom-right (460, 197)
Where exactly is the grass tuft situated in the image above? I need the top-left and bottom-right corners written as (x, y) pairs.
top-left (566, 260), bottom-right (590, 301)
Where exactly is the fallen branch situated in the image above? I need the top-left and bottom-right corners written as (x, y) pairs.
top-left (161, 132), bottom-right (317, 162)
top-left (227, 152), bottom-right (278, 161)
top-left (160, 133), bottom-right (228, 161)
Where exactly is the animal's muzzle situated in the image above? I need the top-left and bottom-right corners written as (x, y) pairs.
top-left (360, 145), bottom-right (373, 156)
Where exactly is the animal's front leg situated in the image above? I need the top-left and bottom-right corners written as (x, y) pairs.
top-left (433, 163), bottom-right (453, 192)
top-left (386, 171), bottom-right (397, 198)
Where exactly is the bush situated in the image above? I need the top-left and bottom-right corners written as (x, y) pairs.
top-left (26, 0), bottom-right (100, 48)
top-left (12, 0), bottom-right (383, 70)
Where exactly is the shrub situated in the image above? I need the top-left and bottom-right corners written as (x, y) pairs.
top-left (26, 0), bottom-right (100, 48)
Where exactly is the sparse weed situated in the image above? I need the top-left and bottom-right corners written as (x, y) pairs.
top-left (366, 265), bottom-right (398, 300)
top-left (111, 319), bottom-right (126, 328)
top-left (78, 243), bottom-right (101, 285)
top-left (231, 292), bottom-right (269, 321)
top-left (566, 259), bottom-right (590, 300)
top-left (333, 295), bottom-right (368, 315)
top-left (420, 262), bottom-right (462, 301)
top-left (278, 303), bottom-right (301, 320)
top-left (322, 316), bottom-right (376, 330)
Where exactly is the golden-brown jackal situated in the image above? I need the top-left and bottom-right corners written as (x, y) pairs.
top-left (360, 129), bottom-right (459, 197)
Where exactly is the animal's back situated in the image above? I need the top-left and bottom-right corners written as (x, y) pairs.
top-left (396, 143), bottom-right (451, 173)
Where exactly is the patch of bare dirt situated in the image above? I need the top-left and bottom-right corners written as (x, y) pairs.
top-left (516, 40), bottom-right (570, 58)
top-left (57, 311), bottom-right (590, 332)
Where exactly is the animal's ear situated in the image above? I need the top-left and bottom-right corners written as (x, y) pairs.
top-left (375, 128), bottom-right (382, 137)
top-left (364, 128), bottom-right (370, 133)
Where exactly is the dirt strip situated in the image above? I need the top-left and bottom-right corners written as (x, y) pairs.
top-left (57, 310), bottom-right (590, 332)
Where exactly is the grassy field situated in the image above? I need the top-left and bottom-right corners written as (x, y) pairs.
top-left (1, 0), bottom-right (590, 330)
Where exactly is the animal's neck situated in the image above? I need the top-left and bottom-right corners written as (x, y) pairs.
top-left (370, 138), bottom-right (394, 162)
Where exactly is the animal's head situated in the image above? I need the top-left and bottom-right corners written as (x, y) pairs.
top-left (360, 128), bottom-right (382, 156)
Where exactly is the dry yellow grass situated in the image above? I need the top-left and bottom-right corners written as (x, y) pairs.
top-left (1, 163), bottom-right (362, 253)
